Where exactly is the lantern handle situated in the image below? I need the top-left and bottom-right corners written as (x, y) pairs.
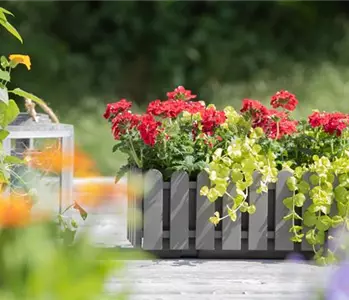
top-left (25, 98), bottom-right (59, 124)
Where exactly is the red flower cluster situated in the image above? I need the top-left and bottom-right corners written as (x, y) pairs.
top-left (240, 97), bottom-right (298, 139)
top-left (103, 99), bottom-right (132, 120)
top-left (111, 111), bottom-right (140, 140)
top-left (137, 114), bottom-right (161, 146)
top-left (200, 108), bottom-right (226, 136)
top-left (241, 99), bottom-right (269, 128)
top-left (147, 99), bottom-right (205, 118)
top-left (270, 90), bottom-right (298, 111)
top-left (308, 111), bottom-right (349, 136)
top-left (166, 86), bottom-right (196, 101)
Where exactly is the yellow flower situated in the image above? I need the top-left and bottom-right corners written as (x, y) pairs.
top-left (9, 54), bottom-right (31, 70)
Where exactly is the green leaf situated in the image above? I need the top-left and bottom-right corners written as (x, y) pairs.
top-left (286, 176), bottom-right (297, 191)
top-left (303, 210), bottom-right (317, 227)
top-left (4, 155), bottom-right (25, 165)
top-left (0, 87), bottom-right (9, 104)
top-left (231, 169), bottom-right (243, 183)
top-left (0, 56), bottom-right (9, 68)
top-left (247, 204), bottom-right (256, 214)
top-left (0, 129), bottom-right (9, 140)
top-left (331, 215), bottom-right (344, 228)
top-left (310, 174), bottom-right (319, 185)
top-left (316, 230), bottom-right (325, 244)
top-left (297, 180), bottom-right (310, 194)
top-left (10, 88), bottom-right (46, 105)
top-left (0, 100), bottom-right (19, 126)
top-left (282, 196), bottom-right (293, 210)
top-left (294, 193), bottom-right (306, 207)
top-left (334, 186), bottom-right (348, 203)
top-left (0, 7), bottom-right (14, 16)
top-left (200, 186), bottom-right (209, 196)
top-left (316, 215), bottom-right (332, 231)
top-left (305, 229), bottom-right (317, 245)
top-left (0, 18), bottom-right (23, 43)
top-left (207, 188), bottom-right (220, 202)
top-left (228, 209), bottom-right (237, 221)
top-left (0, 69), bottom-right (10, 82)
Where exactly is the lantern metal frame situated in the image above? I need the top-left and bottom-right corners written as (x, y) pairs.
top-left (3, 121), bottom-right (74, 213)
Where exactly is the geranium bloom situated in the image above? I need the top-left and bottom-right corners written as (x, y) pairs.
top-left (167, 86), bottom-right (196, 101)
top-left (308, 111), bottom-right (329, 128)
top-left (270, 90), bottom-right (298, 111)
top-left (266, 118), bottom-right (298, 139)
top-left (323, 112), bottom-right (349, 136)
top-left (147, 99), bottom-right (187, 118)
top-left (240, 99), bottom-right (269, 128)
top-left (111, 111), bottom-right (140, 140)
top-left (200, 107), bottom-right (226, 136)
top-left (9, 54), bottom-right (31, 70)
top-left (103, 99), bottom-right (132, 120)
top-left (138, 114), bottom-right (161, 146)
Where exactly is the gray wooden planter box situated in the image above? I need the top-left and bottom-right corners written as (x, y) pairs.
top-left (127, 169), bottom-right (315, 258)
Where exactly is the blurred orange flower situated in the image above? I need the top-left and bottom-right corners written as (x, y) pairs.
top-left (24, 145), bottom-right (99, 177)
top-left (9, 54), bottom-right (31, 70)
top-left (0, 196), bottom-right (48, 228)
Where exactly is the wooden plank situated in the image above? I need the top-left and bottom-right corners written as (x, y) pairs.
top-left (275, 170), bottom-right (294, 251)
top-left (222, 183), bottom-right (241, 250)
top-left (143, 169), bottom-right (163, 250)
top-left (133, 168), bottom-right (143, 247)
top-left (170, 171), bottom-right (189, 249)
top-left (248, 172), bottom-right (268, 250)
top-left (301, 172), bottom-right (313, 251)
top-left (195, 171), bottom-right (215, 250)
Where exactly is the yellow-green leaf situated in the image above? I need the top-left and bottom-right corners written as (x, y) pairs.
top-left (0, 18), bottom-right (23, 43)
top-left (0, 69), bottom-right (10, 82)
top-left (10, 88), bottom-right (46, 105)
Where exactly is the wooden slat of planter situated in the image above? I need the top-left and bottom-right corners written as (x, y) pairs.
top-left (301, 172), bottom-right (313, 251)
top-left (275, 170), bottom-right (294, 251)
top-left (248, 172), bottom-right (268, 250)
top-left (195, 171), bottom-right (215, 250)
top-left (133, 169), bottom-right (143, 247)
top-left (127, 171), bottom-right (131, 243)
top-left (328, 177), bottom-right (339, 252)
top-left (143, 169), bottom-right (163, 250)
top-left (170, 171), bottom-right (189, 250)
top-left (222, 184), bottom-right (241, 250)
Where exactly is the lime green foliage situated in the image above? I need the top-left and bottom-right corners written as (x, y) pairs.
top-left (0, 222), bottom-right (131, 299)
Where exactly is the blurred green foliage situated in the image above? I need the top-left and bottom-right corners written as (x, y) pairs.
top-left (2, 1), bottom-right (349, 174)
top-left (0, 222), bottom-right (131, 300)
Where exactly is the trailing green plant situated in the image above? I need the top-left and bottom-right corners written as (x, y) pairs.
top-left (200, 90), bottom-right (349, 264)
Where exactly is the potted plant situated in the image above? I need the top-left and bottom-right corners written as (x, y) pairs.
top-left (104, 87), bottom-right (349, 263)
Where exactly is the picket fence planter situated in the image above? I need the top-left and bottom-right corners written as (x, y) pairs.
top-left (127, 169), bottom-right (316, 258)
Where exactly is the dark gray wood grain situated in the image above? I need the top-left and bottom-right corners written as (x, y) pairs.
top-left (143, 169), bottom-right (163, 250)
top-left (248, 172), bottom-right (268, 250)
top-left (275, 170), bottom-right (294, 251)
top-left (222, 183), bottom-right (241, 250)
top-left (170, 171), bottom-right (189, 249)
top-left (301, 172), bottom-right (313, 251)
top-left (195, 171), bottom-right (215, 250)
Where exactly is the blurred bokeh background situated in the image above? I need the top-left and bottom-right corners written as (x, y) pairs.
top-left (2, 1), bottom-right (349, 175)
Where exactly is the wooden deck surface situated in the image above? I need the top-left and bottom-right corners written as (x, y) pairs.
top-left (74, 177), bottom-right (323, 300)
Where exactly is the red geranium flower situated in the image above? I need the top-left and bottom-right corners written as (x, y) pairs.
top-left (167, 86), bottom-right (196, 101)
top-left (323, 112), bottom-right (349, 136)
top-left (111, 111), bottom-right (140, 140)
top-left (103, 99), bottom-right (132, 120)
top-left (137, 114), bottom-right (161, 146)
top-left (308, 111), bottom-right (329, 128)
top-left (200, 108), bottom-right (226, 136)
top-left (270, 90), bottom-right (298, 111)
top-left (241, 99), bottom-right (269, 128)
